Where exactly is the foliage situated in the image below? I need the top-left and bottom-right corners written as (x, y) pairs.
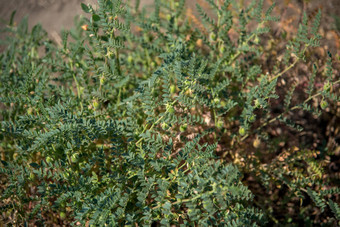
top-left (0, 0), bottom-right (339, 226)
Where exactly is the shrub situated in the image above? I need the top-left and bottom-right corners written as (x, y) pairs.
top-left (0, 0), bottom-right (339, 226)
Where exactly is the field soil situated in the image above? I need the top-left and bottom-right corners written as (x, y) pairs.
top-left (0, 0), bottom-right (97, 32)
top-left (0, 0), bottom-right (339, 55)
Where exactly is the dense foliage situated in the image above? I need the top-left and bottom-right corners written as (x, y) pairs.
top-left (0, 0), bottom-right (339, 226)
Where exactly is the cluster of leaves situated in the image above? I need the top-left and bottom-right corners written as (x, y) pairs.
top-left (0, 0), bottom-right (339, 226)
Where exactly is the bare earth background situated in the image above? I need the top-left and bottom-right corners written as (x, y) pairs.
top-left (1, 1), bottom-right (339, 32)
top-left (0, 0), bottom-right (339, 55)
top-left (0, 0), bottom-right (339, 34)
top-left (0, 0), bottom-right (92, 32)
top-left (0, 0), bottom-right (159, 32)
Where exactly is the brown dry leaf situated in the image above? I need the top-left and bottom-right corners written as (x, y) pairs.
top-left (330, 30), bottom-right (340, 52)
top-left (201, 112), bottom-right (212, 126)
top-left (287, 3), bottom-right (301, 14)
top-left (196, 0), bottom-right (210, 9)
top-left (135, 26), bottom-right (142, 32)
top-left (186, 8), bottom-right (207, 35)
top-left (284, 0), bottom-right (291, 5)
top-left (228, 28), bottom-right (239, 44)
top-left (196, 39), bottom-right (203, 48)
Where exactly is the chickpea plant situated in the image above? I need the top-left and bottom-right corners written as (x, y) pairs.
top-left (0, 0), bottom-right (339, 226)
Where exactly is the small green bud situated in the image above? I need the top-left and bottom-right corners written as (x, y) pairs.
top-left (27, 108), bottom-right (33, 115)
top-left (254, 99), bottom-right (260, 108)
top-left (46, 156), bottom-right (53, 164)
top-left (106, 50), bottom-right (113, 58)
top-left (184, 88), bottom-right (193, 96)
top-left (71, 153), bottom-right (79, 163)
top-left (168, 107), bottom-right (175, 113)
top-left (220, 100), bottom-right (227, 107)
top-left (213, 97), bottom-right (220, 105)
top-left (180, 124), bottom-right (188, 132)
top-left (161, 122), bottom-right (169, 130)
top-left (166, 14), bottom-right (172, 21)
top-left (320, 100), bottom-right (328, 109)
top-left (143, 33), bottom-right (150, 42)
top-left (209, 32), bottom-right (216, 42)
top-left (92, 100), bottom-right (100, 110)
top-left (79, 86), bottom-right (85, 95)
top-left (6, 210), bottom-right (12, 217)
top-left (219, 46), bottom-right (225, 53)
top-left (127, 55), bottom-right (133, 63)
top-left (62, 172), bottom-right (70, 179)
top-left (29, 172), bottom-right (35, 181)
top-left (59, 211), bottom-right (66, 219)
top-left (239, 127), bottom-right (246, 136)
top-left (79, 161), bottom-right (86, 168)
top-left (216, 120), bottom-right (224, 129)
top-left (323, 81), bottom-right (330, 92)
top-left (166, 103), bottom-right (175, 113)
top-left (170, 85), bottom-right (176, 94)
top-left (249, 115), bottom-right (256, 122)
top-left (100, 76), bottom-right (105, 86)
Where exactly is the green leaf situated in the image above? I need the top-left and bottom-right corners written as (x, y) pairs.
top-left (9, 10), bottom-right (16, 26)
top-left (29, 162), bottom-right (40, 168)
top-left (163, 201), bottom-right (172, 210)
top-left (92, 14), bottom-right (100, 22)
top-left (1, 160), bottom-right (8, 166)
top-left (81, 3), bottom-right (90, 13)
top-left (328, 199), bottom-right (340, 220)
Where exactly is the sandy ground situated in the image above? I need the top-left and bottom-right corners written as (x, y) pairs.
top-left (0, 0), bottom-right (98, 32)
top-left (0, 0), bottom-right (339, 54)
top-left (0, 0), bottom-right (339, 32)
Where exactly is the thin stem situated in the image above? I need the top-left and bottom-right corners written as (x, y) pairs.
top-left (71, 62), bottom-right (84, 113)
top-left (269, 45), bottom-right (308, 83)
top-left (240, 79), bottom-right (340, 141)
top-left (228, 21), bottom-right (264, 64)
top-left (136, 99), bottom-right (179, 146)
top-left (151, 188), bottom-right (216, 210)
top-left (115, 48), bottom-right (122, 76)
top-left (117, 87), bottom-right (122, 107)
top-left (253, 199), bottom-right (279, 224)
top-left (110, 27), bottom-right (122, 76)
top-left (269, 57), bottom-right (299, 83)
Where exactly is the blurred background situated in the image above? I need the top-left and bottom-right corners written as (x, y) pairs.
top-left (0, 0), bottom-right (97, 33)
top-left (0, 1), bottom-right (339, 32)
top-left (0, 0), bottom-right (339, 55)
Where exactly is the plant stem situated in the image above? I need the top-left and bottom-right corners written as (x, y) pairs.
top-left (71, 61), bottom-right (84, 113)
top-left (115, 48), bottom-right (122, 76)
top-left (269, 57), bottom-right (299, 83)
top-left (110, 27), bottom-right (122, 76)
top-left (151, 188), bottom-right (216, 210)
top-left (228, 22), bottom-right (264, 64)
top-left (269, 45), bottom-right (308, 83)
top-left (136, 99), bottom-right (179, 146)
top-left (240, 79), bottom-right (340, 141)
